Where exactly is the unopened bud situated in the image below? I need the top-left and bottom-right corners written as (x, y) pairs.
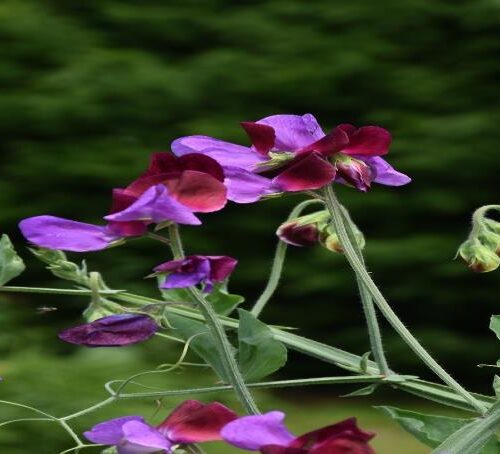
top-left (322, 226), bottom-right (365, 254)
top-left (335, 155), bottom-right (373, 192)
top-left (458, 239), bottom-right (500, 273)
top-left (276, 211), bottom-right (330, 247)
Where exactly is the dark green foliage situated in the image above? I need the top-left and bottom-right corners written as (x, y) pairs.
top-left (1, 0), bottom-right (500, 391)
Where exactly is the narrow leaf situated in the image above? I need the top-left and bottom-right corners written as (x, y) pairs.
top-left (342, 384), bottom-right (378, 397)
top-left (237, 309), bottom-right (287, 382)
top-left (0, 235), bottom-right (25, 286)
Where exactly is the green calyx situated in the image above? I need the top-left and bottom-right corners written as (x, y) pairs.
top-left (255, 151), bottom-right (295, 172)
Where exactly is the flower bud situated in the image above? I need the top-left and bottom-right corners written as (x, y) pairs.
top-left (334, 155), bottom-right (373, 192)
top-left (276, 211), bottom-right (330, 247)
top-left (322, 226), bottom-right (365, 254)
top-left (479, 230), bottom-right (500, 255)
top-left (458, 239), bottom-right (500, 273)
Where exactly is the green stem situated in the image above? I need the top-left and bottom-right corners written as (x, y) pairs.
top-left (167, 224), bottom-right (260, 415)
top-left (323, 185), bottom-right (488, 415)
top-left (251, 199), bottom-right (324, 318)
top-left (433, 400), bottom-right (500, 453)
top-left (110, 375), bottom-right (384, 399)
top-left (113, 291), bottom-right (495, 411)
top-left (338, 205), bottom-right (390, 375)
top-left (60, 397), bottom-right (115, 421)
top-left (0, 286), bottom-right (122, 296)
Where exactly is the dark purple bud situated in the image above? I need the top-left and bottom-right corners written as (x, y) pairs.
top-left (276, 211), bottom-right (330, 247)
top-left (58, 314), bottom-right (158, 347)
top-left (335, 155), bottom-right (373, 192)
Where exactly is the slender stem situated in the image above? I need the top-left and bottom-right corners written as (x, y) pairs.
top-left (251, 199), bottom-right (324, 317)
top-left (146, 232), bottom-right (171, 245)
top-left (114, 291), bottom-right (495, 411)
top-left (0, 286), bottom-right (122, 296)
top-left (167, 224), bottom-right (260, 415)
top-left (338, 205), bottom-right (390, 375)
top-left (323, 185), bottom-right (488, 414)
top-left (112, 375), bottom-right (384, 399)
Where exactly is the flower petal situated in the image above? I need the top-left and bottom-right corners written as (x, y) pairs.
top-left (105, 185), bottom-right (201, 225)
top-left (257, 114), bottom-right (324, 150)
top-left (341, 126), bottom-right (391, 156)
top-left (178, 153), bottom-right (225, 182)
top-left (273, 153), bottom-right (336, 192)
top-left (108, 190), bottom-right (149, 237)
top-left (58, 314), bottom-right (159, 347)
top-left (276, 222), bottom-right (319, 247)
top-left (120, 421), bottom-right (172, 453)
top-left (221, 411), bottom-right (295, 451)
top-left (208, 256), bottom-right (238, 282)
top-left (297, 127), bottom-right (349, 156)
top-left (84, 416), bottom-right (145, 445)
top-left (169, 170), bottom-right (227, 213)
top-left (261, 447), bottom-right (308, 454)
top-left (241, 122), bottom-right (276, 155)
top-left (158, 400), bottom-right (237, 443)
top-left (224, 167), bottom-right (275, 203)
top-left (19, 216), bottom-right (120, 252)
top-left (309, 438), bottom-right (375, 454)
top-left (364, 157), bottom-right (411, 186)
top-left (172, 135), bottom-right (266, 171)
top-left (291, 418), bottom-right (375, 450)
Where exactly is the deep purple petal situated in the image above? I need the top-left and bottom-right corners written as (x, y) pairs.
top-left (257, 114), bottom-right (325, 150)
top-left (291, 418), bottom-right (375, 450)
top-left (261, 447), bottom-right (308, 454)
top-left (19, 216), bottom-right (120, 252)
top-left (119, 421), bottom-right (172, 453)
top-left (221, 411), bottom-right (296, 451)
top-left (162, 271), bottom-right (207, 289)
top-left (363, 157), bottom-right (411, 186)
top-left (58, 314), bottom-right (158, 347)
top-left (224, 167), bottom-right (275, 203)
top-left (309, 438), bottom-right (375, 454)
top-left (208, 256), bottom-right (238, 282)
top-left (341, 126), bottom-right (391, 156)
top-left (157, 400), bottom-right (237, 443)
top-left (273, 154), bottom-right (336, 192)
top-left (297, 127), bottom-right (349, 156)
top-left (241, 122), bottom-right (276, 155)
top-left (172, 135), bottom-right (266, 171)
top-left (84, 416), bottom-right (145, 445)
top-left (105, 185), bottom-right (201, 225)
top-left (276, 222), bottom-right (319, 247)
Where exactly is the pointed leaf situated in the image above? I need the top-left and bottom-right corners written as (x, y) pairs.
top-left (237, 309), bottom-right (287, 382)
top-left (0, 235), bottom-right (25, 286)
top-left (168, 313), bottom-right (229, 382)
top-left (489, 315), bottom-right (500, 340)
top-left (206, 283), bottom-right (244, 315)
top-left (342, 384), bottom-right (379, 397)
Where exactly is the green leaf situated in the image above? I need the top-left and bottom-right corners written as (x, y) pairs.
top-left (168, 313), bottom-right (229, 382)
top-left (378, 406), bottom-right (500, 453)
top-left (376, 406), bottom-right (472, 448)
top-left (493, 375), bottom-right (500, 399)
top-left (342, 384), bottom-right (379, 397)
top-left (359, 351), bottom-right (371, 374)
top-left (489, 315), bottom-right (500, 340)
top-left (206, 283), bottom-right (244, 315)
top-left (237, 309), bottom-right (287, 382)
top-left (0, 235), bottom-right (25, 286)
top-left (160, 285), bottom-right (193, 304)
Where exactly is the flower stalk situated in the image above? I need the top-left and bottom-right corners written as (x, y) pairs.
top-left (323, 184), bottom-right (488, 414)
top-left (167, 224), bottom-right (260, 415)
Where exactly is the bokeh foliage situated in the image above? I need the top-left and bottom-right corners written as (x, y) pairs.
top-left (1, 0), bottom-right (500, 412)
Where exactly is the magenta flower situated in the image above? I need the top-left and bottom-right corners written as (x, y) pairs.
top-left (221, 412), bottom-right (375, 454)
top-left (172, 114), bottom-right (410, 193)
top-left (154, 255), bottom-right (237, 292)
top-left (84, 400), bottom-right (237, 453)
top-left (58, 314), bottom-right (159, 347)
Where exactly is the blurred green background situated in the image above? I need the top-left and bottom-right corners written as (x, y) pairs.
top-left (2, 0), bottom-right (500, 452)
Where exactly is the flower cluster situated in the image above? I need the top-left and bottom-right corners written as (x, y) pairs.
top-left (84, 401), bottom-right (375, 454)
top-left (19, 113), bottom-right (409, 253)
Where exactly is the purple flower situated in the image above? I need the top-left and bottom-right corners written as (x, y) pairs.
top-left (84, 400), bottom-right (237, 453)
top-left (221, 411), bottom-right (376, 454)
top-left (172, 114), bottom-right (410, 194)
top-left (58, 314), bottom-right (158, 347)
top-left (154, 255), bottom-right (237, 292)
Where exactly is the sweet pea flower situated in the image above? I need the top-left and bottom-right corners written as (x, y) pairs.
top-left (172, 113), bottom-right (410, 193)
top-left (84, 400), bottom-right (237, 454)
top-left (19, 153), bottom-right (235, 252)
top-left (154, 255), bottom-right (237, 292)
top-left (58, 314), bottom-right (159, 347)
top-left (221, 412), bottom-right (375, 454)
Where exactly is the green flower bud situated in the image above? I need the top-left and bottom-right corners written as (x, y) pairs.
top-left (321, 224), bottom-right (365, 254)
top-left (458, 239), bottom-right (500, 273)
